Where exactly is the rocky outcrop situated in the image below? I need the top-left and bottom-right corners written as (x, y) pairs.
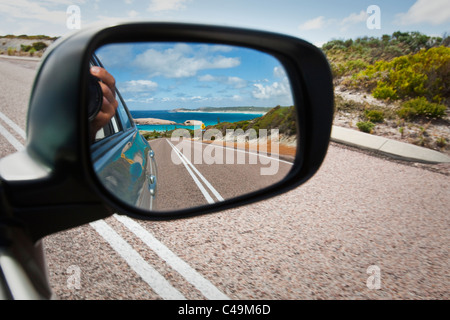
top-left (184, 120), bottom-right (203, 126)
top-left (134, 118), bottom-right (177, 125)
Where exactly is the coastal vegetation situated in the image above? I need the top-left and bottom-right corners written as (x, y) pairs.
top-left (205, 105), bottom-right (296, 137)
top-left (323, 31), bottom-right (449, 153)
top-left (141, 105), bottom-right (296, 140)
top-left (1, 34), bottom-right (58, 40)
top-left (171, 106), bottom-right (273, 113)
top-left (0, 34), bottom-right (55, 57)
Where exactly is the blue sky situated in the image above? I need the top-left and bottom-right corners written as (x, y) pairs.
top-left (1, 0), bottom-right (449, 45)
top-left (96, 42), bottom-right (293, 110)
top-left (1, 0), bottom-right (449, 110)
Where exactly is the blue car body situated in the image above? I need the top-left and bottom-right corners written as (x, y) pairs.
top-left (90, 54), bottom-right (157, 210)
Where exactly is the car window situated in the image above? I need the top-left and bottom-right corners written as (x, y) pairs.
top-left (90, 54), bottom-right (134, 143)
top-left (93, 90), bottom-right (133, 143)
top-left (115, 90), bottom-right (133, 131)
top-left (94, 114), bottom-right (121, 142)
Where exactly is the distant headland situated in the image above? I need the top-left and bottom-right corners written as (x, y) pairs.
top-left (134, 118), bottom-right (203, 126)
top-left (170, 107), bottom-right (271, 114)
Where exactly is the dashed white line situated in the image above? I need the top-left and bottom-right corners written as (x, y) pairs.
top-left (0, 122), bottom-right (25, 151)
top-left (114, 214), bottom-right (230, 300)
top-left (194, 140), bottom-right (294, 165)
top-left (168, 139), bottom-right (224, 202)
top-left (0, 112), bottom-right (228, 300)
top-left (167, 139), bottom-right (215, 204)
top-left (90, 220), bottom-right (186, 300)
top-left (0, 111), bottom-right (26, 139)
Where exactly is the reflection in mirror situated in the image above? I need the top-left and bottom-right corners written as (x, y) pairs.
top-left (89, 42), bottom-right (297, 213)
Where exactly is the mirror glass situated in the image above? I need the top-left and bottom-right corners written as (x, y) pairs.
top-left (89, 42), bottom-right (297, 213)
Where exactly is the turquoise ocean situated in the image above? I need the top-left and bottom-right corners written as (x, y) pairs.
top-left (130, 110), bottom-right (264, 132)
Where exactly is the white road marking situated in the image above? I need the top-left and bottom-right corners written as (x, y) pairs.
top-left (195, 140), bottom-right (294, 165)
top-left (0, 112), bottom-right (228, 300)
top-left (0, 122), bottom-right (25, 151)
top-left (114, 214), bottom-right (230, 300)
top-left (90, 220), bottom-right (186, 300)
top-left (168, 139), bottom-right (224, 202)
top-left (0, 111), bottom-right (26, 139)
top-left (167, 139), bottom-right (215, 204)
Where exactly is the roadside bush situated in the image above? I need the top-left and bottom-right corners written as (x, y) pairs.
top-left (207, 105), bottom-right (296, 138)
top-left (7, 47), bottom-right (16, 55)
top-left (20, 41), bottom-right (48, 53)
top-left (32, 41), bottom-right (47, 51)
top-left (331, 59), bottom-right (368, 78)
top-left (364, 109), bottom-right (384, 123)
top-left (372, 85), bottom-right (397, 100)
top-left (356, 121), bottom-right (375, 133)
top-left (352, 47), bottom-right (450, 103)
top-left (334, 95), bottom-right (364, 113)
top-left (436, 137), bottom-right (447, 148)
top-left (397, 97), bottom-right (446, 120)
top-left (20, 44), bottom-right (32, 52)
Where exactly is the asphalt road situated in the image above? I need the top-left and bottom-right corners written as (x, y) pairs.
top-left (0, 56), bottom-right (449, 300)
top-left (149, 138), bottom-right (293, 211)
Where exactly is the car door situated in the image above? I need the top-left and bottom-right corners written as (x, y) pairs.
top-left (90, 54), bottom-right (157, 210)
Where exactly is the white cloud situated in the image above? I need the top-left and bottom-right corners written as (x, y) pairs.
top-left (252, 81), bottom-right (290, 100)
top-left (127, 10), bottom-right (139, 18)
top-left (339, 10), bottom-right (368, 31)
top-left (120, 80), bottom-right (158, 93)
top-left (341, 10), bottom-right (368, 25)
top-left (227, 76), bottom-right (247, 89)
top-left (160, 95), bottom-right (208, 103)
top-left (198, 74), bottom-right (247, 89)
top-left (273, 66), bottom-right (287, 79)
top-left (298, 10), bottom-right (370, 33)
top-left (133, 44), bottom-right (240, 78)
top-left (396, 0), bottom-right (450, 25)
top-left (198, 74), bottom-right (216, 82)
top-left (147, 0), bottom-right (190, 13)
top-left (298, 16), bottom-right (326, 31)
top-left (0, 0), bottom-right (69, 24)
top-left (35, 0), bottom-right (85, 5)
top-left (125, 97), bottom-right (155, 104)
top-left (96, 43), bottom-right (134, 67)
top-left (252, 66), bottom-right (292, 104)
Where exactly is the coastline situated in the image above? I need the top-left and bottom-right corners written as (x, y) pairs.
top-left (132, 110), bottom-right (267, 128)
top-left (134, 118), bottom-right (204, 126)
top-left (170, 110), bottom-right (267, 115)
top-left (134, 118), bottom-right (177, 125)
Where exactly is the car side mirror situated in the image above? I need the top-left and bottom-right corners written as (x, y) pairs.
top-left (0, 23), bottom-right (334, 241)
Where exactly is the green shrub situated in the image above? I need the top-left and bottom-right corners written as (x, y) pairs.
top-left (346, 59), bottom-right (368, 72)
top-left (19, 42), bottom-right (47, 53)
top-left (20, 44), bottom-right (32, 52)
top-left (353, 47), bottom-right (450, 103)
top-left (331, 59), bottom-right (369, 78)
top-left (364, 109), bottom-right (384, 123)
top-left (436, 137), bottom-right (447, 148)
top-left (356, 121), bottom-right (375, 133)
top-left (7, 47), bottom-right (16, 55)
top-left (32, 41), bottom-right (47, 51)
top-left (397, 97), bottom-right (446, 120)
top-left (372, 85), bottom-right (398, 100)
top-left (206, 105), bottom-right (296, 138)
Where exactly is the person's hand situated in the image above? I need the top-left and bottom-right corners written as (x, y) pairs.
top-left (90, 66), bottom-right (118, 140)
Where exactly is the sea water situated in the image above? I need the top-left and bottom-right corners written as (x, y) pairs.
top-left (130, 110), bottom-right (264, 132)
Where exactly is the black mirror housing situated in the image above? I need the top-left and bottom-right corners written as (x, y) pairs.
top-left (0, 23), bottom-right (334, 241)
